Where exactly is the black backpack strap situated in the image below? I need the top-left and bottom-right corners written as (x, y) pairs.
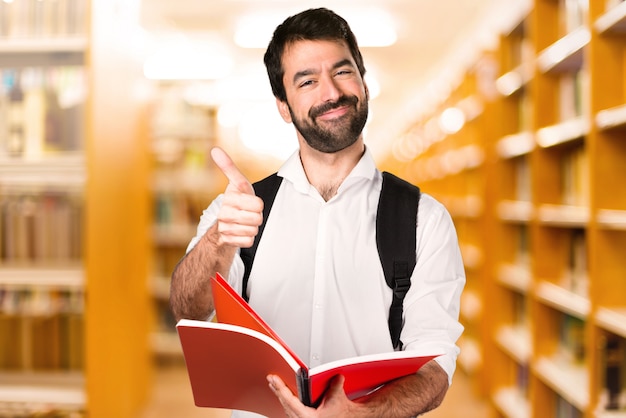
top-left (377, 172), bottom-right (421, 349)
top-left (239, 173), bottom-right (283, 302)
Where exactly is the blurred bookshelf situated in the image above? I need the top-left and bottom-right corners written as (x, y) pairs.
top-left (148, 83), bottom-right (220, 359)
top-left (382, 0), bottom-right (626, 416)
top-left (0, 1), bottom-right (152, 417)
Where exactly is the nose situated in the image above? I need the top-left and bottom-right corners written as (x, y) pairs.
top-left (319, 73), bottom-right (341, 102)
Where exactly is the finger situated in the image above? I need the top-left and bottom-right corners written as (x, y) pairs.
top-left (267, 375), bottom-right (313, 417)
top-left (220, 193), bottom-right (264, 219)
top-left (211, 147), bottom-right (255, 195)
top-left (326, 374), bottom-right (346, 398)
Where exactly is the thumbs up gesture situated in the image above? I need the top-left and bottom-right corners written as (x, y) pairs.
top-left (211, 147), bottom-right (264, 248)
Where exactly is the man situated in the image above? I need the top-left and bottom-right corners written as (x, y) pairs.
top-left (170, 7), bottom-right (465, 418)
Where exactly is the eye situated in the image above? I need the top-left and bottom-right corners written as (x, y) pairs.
top-left (336, 69), bottom-right (353, 76)
top-left (299, 79), bottom-right (315, 88)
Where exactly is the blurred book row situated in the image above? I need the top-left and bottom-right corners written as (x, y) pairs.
top-left (0, 0), bottom-right (86, 40)
top-left (0, 66), bottom-right (85, 160)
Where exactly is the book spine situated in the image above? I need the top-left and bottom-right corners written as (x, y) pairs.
top-left (297, 369), bottom-right (313, 407)
top-left (604, 335), bottom-right (623, 410)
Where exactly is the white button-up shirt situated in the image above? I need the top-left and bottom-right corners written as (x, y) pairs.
top-left (187, 149), bottom-right (465, 418)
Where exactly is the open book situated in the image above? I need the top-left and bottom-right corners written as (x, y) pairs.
top-left (176, 273), bottom-right (440, 417)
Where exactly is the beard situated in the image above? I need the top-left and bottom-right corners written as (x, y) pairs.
top-left (288, 94), bottom-right (368, 154)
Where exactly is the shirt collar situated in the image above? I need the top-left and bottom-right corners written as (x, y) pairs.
top-left (277, 147), bottom-right (379, 196)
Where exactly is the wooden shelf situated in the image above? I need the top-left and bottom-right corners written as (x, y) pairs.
top-left (153, 224), bottom-right (198, 247)
top-left (383, 2), bottom-right (622, 416)
top-left (0, 266), bottom-right (84, 290)
top-left (537, 204), bottom-right (589, 227)
top-left (534, 356), bottom-right (589, 412)
top-left (460, 289), bottom-right (483, 323)
top-left (0, 372), bottom-right (85, 413)
top-left (0, 154), bottom-right (86, 190)
top-left (497, 200), bottom-right (534, 223)
top-left (535, 281), bottom-right (590, 319)
top-left (495, 325), bottom-right (532, 363)
top-left (497, 264), bottom-right (532, 294)
top-left (595, 307), bottom-right (626, 338)
top-left (597, 209), bottom-right (626, 230)
top-left (492, 387), bottom-right (531, 418)
top-left (151, 276), bottom-right (171, 300)
top-left (596, 104), bottom-right (626, 131)
top-left (460, 244), bottom-right (483, 271)
top-left (594, 2), bottom-right (626, 34)
top-left (0, 2), bottom-right (153, 417)
top-left (536, 117), bottom-right (589, 148)
top-left (536, 28), bottom-right (590, 73)
top-left (0, 37), bottom-right (87, 53)
top-left (446, 195), bottom-right (483, 219)
top-left (595, 411), bottom-right (626, 418)
top-left (496, 132), bottom-right (535, 159)
top-left (150, 331), bottom-right (183, 357)
top-left (496, 63), bottom-right (533, 97)
top-left (457, 337), bottom-right (482, 374)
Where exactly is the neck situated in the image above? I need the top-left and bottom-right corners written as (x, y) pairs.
top-left (299, 138), bottom-right (365, 201)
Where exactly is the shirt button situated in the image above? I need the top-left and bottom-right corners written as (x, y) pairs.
top-left (312, 354), bottom-right (319, 361)
top-left (315, 303), bottom-right (322, 309)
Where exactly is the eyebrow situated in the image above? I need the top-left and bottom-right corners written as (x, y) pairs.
top-left (292, 59), bottom-right (355, 85)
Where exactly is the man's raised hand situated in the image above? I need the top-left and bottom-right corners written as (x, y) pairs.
top-left (210, 147), bottom-right (264, 248)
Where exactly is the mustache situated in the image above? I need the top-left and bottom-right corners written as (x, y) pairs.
top-left (309, 95), bottom-right (359, 119)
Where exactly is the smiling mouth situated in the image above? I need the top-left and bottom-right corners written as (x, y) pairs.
top-left (317, 106), bottom-right (350, 120)
top-left (310, 95), bottom-right (358, 120)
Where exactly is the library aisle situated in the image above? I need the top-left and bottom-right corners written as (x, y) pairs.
top-left (138, 363), bottom-right (491, 418)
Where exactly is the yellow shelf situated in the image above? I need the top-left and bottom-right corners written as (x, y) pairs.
top-left (536, 27), bottom-right (590, 73)
top-left (492, 387), bottom-right (531, 418)
top-left (594, 2), bottom-right (626, 34)
top-left (535, 281), bottom-right (590, 319)
top-left (537, 204), bottom-right (590, 227)
top-left (495, 325), bottom-right (532, 364)
top-left (595, 307), bottom-right (626, 338)
top-left (496, 132), bottom-right (535, 159)
top-left (533, 356), bottom-right (589, 412)
top-left (536, 117), bottom-right (589, 148)
top-left (596, 209), bottom-right (626, 230)
top-left (0, 372), bottom-right (85, 413)
top-left (497, 200), bottom-right (534, 223)
top-left (497, 264), bottom-right (532, 293)
top-left (0, 1), bottom-right (153, 417)
top-left (376, 1), bottom-right (626, 415)
top-left (596, 103), bottom-right (626, 130)
top-left (0, 266), bottom-right (83, 290)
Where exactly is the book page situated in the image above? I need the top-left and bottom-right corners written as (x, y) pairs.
top-left (177, 319), bottom-right (301, 417)
top-left (211, 273), bottom-right (307, 369)
top-left (307, 351), bottom-right (439, 406)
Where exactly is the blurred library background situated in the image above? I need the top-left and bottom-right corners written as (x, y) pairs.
top-left (1, 0), bottom-right (626, 417)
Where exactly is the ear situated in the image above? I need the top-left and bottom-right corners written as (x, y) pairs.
top-left (276, 98), bottom-right (292, 123)
top-left (364, 80), bottom-right (370, 101)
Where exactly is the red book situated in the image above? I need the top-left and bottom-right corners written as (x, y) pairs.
top-left (176, 273), bottom-right (440, 417)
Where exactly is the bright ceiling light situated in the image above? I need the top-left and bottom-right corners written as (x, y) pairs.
top-left (345, 8), bottom-right (397, 47)
top-left (144, 38), bottom-right (233, 80)
top-left (439, 107), bottom-right (465, 134)
top-left (234, 8), bottom-right (397, 49)
top-left (234, 13), bottom-right (284, 48)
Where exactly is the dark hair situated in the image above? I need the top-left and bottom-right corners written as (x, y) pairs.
top-left (263, 8), bottom-right (367, 102)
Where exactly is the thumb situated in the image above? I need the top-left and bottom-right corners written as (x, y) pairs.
top-left (211, 147), bottom-right (254, 195)
top-left (326, 374), bottom-right (346, 399)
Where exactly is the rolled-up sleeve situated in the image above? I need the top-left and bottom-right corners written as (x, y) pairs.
top-left (400, 194), bottom-right (466, 385)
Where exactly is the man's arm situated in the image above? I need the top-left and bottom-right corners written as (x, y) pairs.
top-left (352, 360), bottom-right (449, 416)
top-left (170, 223), bottom-right (237, 321)
top-left (170, 147), bottom-right (264, 322)
top-left (267, 360), bottom-right (449, 417)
